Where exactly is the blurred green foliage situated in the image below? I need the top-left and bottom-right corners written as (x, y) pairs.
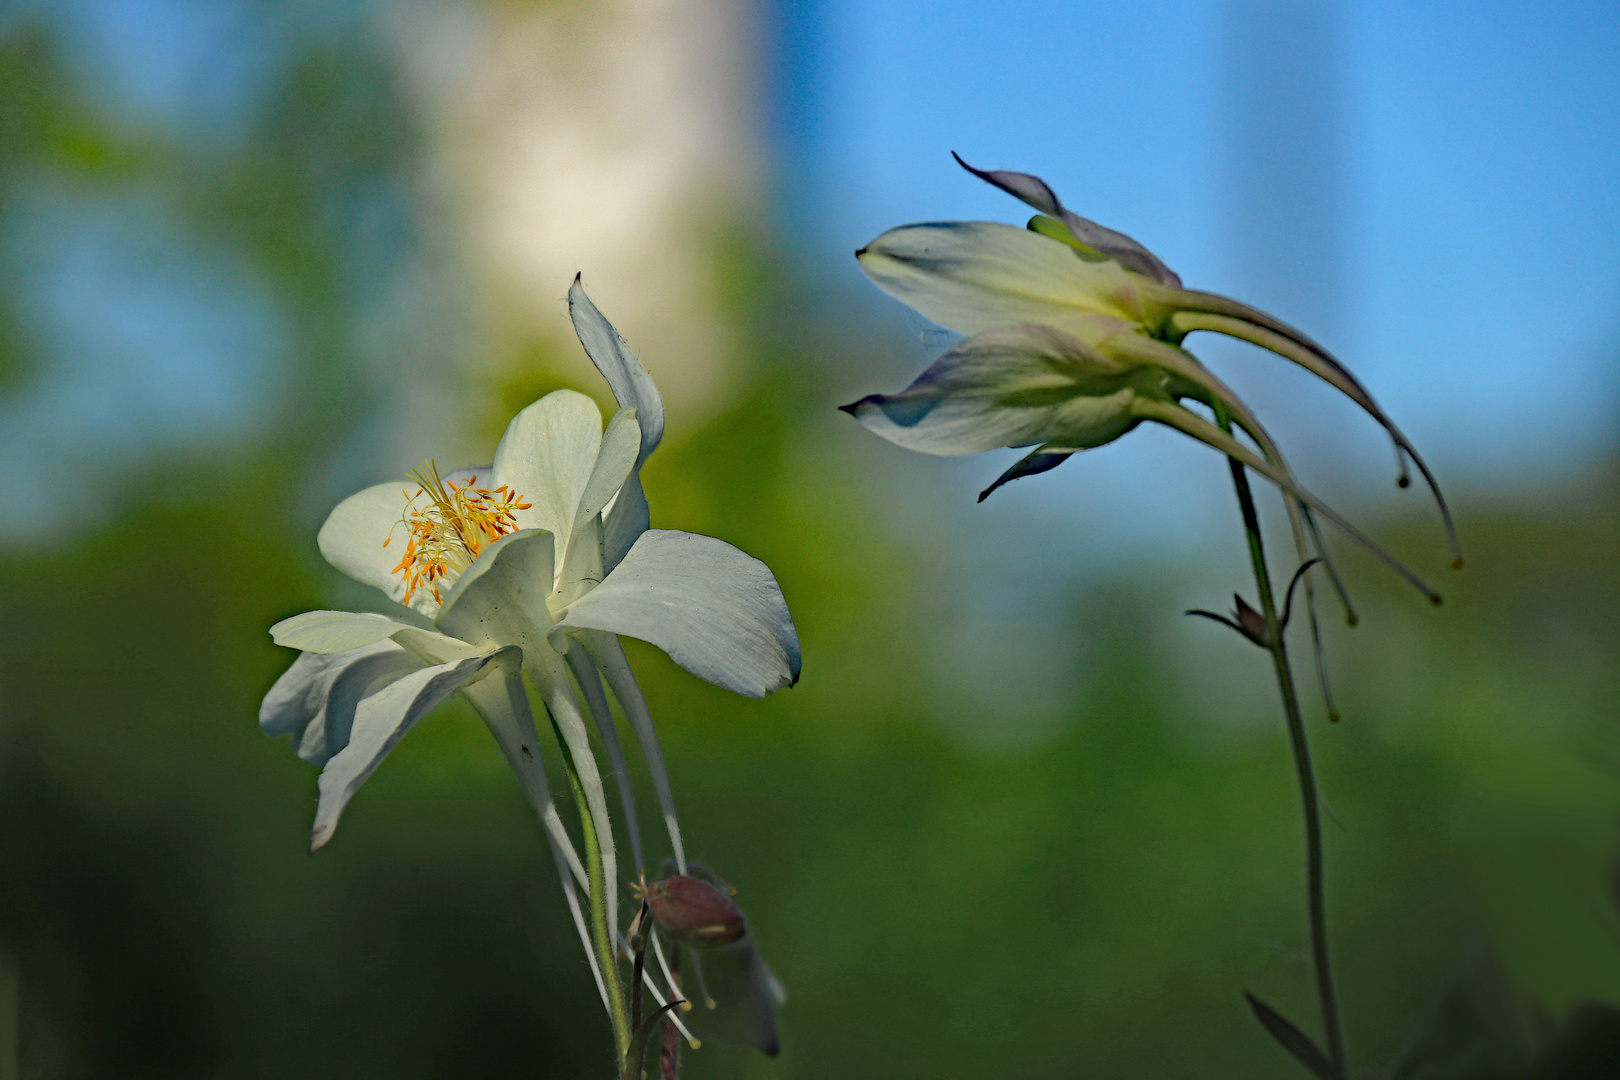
top-left (1, 6), bottom-right (1617, 1079)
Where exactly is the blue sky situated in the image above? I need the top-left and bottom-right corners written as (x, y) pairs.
top-left (2, 0), bottom-right (1616, 549)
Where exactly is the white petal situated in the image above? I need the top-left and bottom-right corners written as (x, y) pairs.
top-left (570, 279), bottom-right (666, 572)
top-left (556, 530), bottom-right (800, 698)
top-left (435, 528), bottom-right (557, 652)
top-left (566, 645), bottom-right (645, 872)
top-left (577, 629), bottom-right (685, 872)
top-left (491, 390), bottom-right (603, 567)
top-left (261, 651), bottom-right (343, 738)
top-left (857, 221), bottom-right (1146, 335)
top-left (602, 472), bottom-right (649, 574)
top-left (535, 643), bottom-right (620, 935)
top-left (390, 625), bottom-right (490, 664)
top-left (573, 407), bottom-right (641, 538)
top-left (455, 657), bottom-right (605, 1012)
top-left (260, 642), bottom-right (425, 766)
top-left (569, 276), bottom-right (665, 460)
top-left (270, 610), bottom-right (417, 653)
top-left (260, 642), bottom-right (423, 764)
top-left (317, 481), bottom-right (414, 606)
top-left (839, 323), bottom-right (1140, 456)
top-left (456, 652), bottom-right (588, 889)
top-left (434, 527), bottom-right (619, 911)
top-left (308, 646), bottom-right (507, 851)
top-left (442, 465), bottom-right (489, 488)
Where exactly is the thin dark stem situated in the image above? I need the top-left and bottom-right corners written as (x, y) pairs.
top-left (631, 904), bottom-right (649, 1034)
top-left (1216, 407), bottom-right (1346, 1077)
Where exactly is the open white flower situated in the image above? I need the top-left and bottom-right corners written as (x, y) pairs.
top-left (260, 280), bottom-right (799, 1039)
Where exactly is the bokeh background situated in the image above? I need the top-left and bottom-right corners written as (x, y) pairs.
top-left (2, 0), bottom-right (1618, 1076)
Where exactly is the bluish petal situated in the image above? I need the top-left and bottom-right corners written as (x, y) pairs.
top-left (952, 153), bottom-right (1182, 287)
top-left (977, 447), bottom-right (1073, 502)
top-left (839, 323), bottom-right (1137, 457)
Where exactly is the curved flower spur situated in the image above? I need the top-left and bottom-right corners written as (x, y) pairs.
top-left (841, 157), bottom-right (1461, 1079)
top-left (259, 278), bottom-right (799, 1073)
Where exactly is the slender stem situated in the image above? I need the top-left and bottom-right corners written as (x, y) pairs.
top-left (554, 717), bottom-right (633, 1069)
top-left (631, 904), bottom-right (649, 1034)
top-left (1215, 407), bottom-right (1345, 1077)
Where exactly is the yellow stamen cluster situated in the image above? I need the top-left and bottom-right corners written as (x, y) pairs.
top-left (385, 462), bottom-right (531, 605)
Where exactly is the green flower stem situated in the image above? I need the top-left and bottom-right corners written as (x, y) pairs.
top-left (1215, 406), bottom-right (1346, 1078)
top-left (553, 717), bottom-right (633, 1070)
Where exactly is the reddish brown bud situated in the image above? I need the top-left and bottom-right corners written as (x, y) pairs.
top-left (1234, 594), bottom-right (1269, 644)
top-left (642, 873), bottom-right (746, 948)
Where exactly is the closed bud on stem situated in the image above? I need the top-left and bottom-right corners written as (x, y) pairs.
top-left (639, 872), bottom-right (746, 948)
top-left (1234, 594), bottom-right (1269, 644)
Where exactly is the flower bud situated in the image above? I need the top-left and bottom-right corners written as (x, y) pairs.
top-left (1234, 594), bottom-right (1269, 644)
top-left (643, 874), bottom-right (746, 948)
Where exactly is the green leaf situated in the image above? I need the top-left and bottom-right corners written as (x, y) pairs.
top-left (1244, 992), bottom-right (1338, 1080)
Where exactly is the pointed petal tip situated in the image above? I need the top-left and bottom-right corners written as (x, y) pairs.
top-left (853, 246), bottom-right (867, 259)
top-left (308, 826), bottom-right (331, 854)
top-left (836, 399), bottom-right (863, 416)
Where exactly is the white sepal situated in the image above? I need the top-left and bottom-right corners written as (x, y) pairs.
top-left (317, 482), bottom-right (415, 609)
top-left (840, 323), bottom-right (1141, 457)
top-left (556, 530), bottom-right (801, 698)
top-left (270, 609), bottom-right (416, 654)
top-left (490, 390), bottom-right (604, 561)
top-left (308, 645), bottom-right (509, 852)
top-left (259, 641), bottom-right (423, 766)
top-left (857, 221), bottom-right (1147, 336)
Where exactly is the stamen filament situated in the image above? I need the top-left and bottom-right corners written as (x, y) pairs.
top-left (388, 461), bottom-right (531, 605)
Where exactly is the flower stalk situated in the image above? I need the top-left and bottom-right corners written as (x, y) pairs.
top-left (1216, 405), bottom-right (1345, 1079)
top-left (554, 714), bottom-right (633, 1065)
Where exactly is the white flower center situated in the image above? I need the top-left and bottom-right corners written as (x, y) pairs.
top-left (385, 462), bottom-right (531, 606)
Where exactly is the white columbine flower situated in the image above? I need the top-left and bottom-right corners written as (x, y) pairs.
top-left (845, 157), bottom-right (1462, 614)
top-left (853, 154), bottom-right (1459, 568)
top-left (260, 279), bottom-right (799, 1026)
